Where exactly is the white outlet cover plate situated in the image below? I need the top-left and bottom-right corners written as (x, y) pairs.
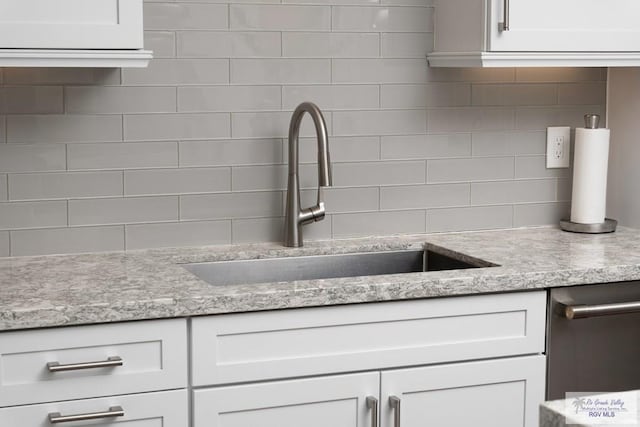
top-left (546, 126), bottom-right (571, 168)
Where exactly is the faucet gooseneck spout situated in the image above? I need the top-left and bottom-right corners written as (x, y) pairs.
top-left (283, 102), bottom-right (332, 247)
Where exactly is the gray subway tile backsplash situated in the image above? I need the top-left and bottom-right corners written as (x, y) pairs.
top-left (427, 157), bottom-right (514, 183)
top-left (230, 5), bottom-right (331, 31)
top-left (298, 136), bottom-right (380, 163)
top-left (0, 0), bottom-right (603, 256)
top-left (0, 144), bottom-right (66, 173)
top-left (0, 232), bottom-right (8, 257)
top-left (333, 210), bottom-right (426, 238)
top-left (0, 116), bottom-right (5, 143)
top-left (471, 84), bottom-right (557, 107)
top-left (333, 161), bottom-right (426, 187)
top-left (515, 106), bottom-right (605, 130)
top-left (178, 86), bottom-right (281, 113)
top-left (380, 183), bottom-right (470, 210)
top-left (0, 200), bottom-right (67, 230)
top-left (470, 179), bottom-right (557, 206)
top-left (381, 33), bottom-right (434, 59)
top-left (65, 87), bottom-right (177, 114)
top-left (125, 220), bottom-right (232, 250)
top-left (515, 67), bottom-right (605, 83)
top-left (7, 115), bottom-right (123, 143)
top-left (67, 142), bottom-right (178, 170)
top-left (69, 196), bottom-right (179, 226)
top-left (10, 226), bottom-right (125, 256)
top-left (124, 168), bottom-right (231, 196)
top-left (515, 156), bottom-right (571, 179)
top-left (332, 6), bottom-right (433, 32)
top-left (0, 175), bottom-right (7, 201)
top-left (427, 205), bottom-right (513, 232)
top-left (381, 134), bottom-right (471, 160)
top-left (3, 68), bottom-right (121, 86)
top-left (282, 85), bottom-right (380, 110)
top-left (123, 113), bottom-right (231, 141)
top-left (300, 187), bottom-right (380, 214)
top-left (179, 139), bottom-right (283, 167)
top-left (332, 59), bottom-right (428, 84)
top-left (144, 3), bottom-right (229, 30)
top-left (282, 33), bottom-right (380, 58)
top-left (556, 82), bottom-right (607, 105)
top-left (9, 171), bottom-right (124, 201)
top-left (122, 59), bottom-right (230, 85)
top-left (513, 202), bottom-right (571, 227)
top-left (0, 87), bottom-right (63, 114)
top-left (471, 131), bottom-right (545, 157)
top-left (177, 31), bottom-right (281, 58)
top-left (180, 191), bottom-right (283, 221)
top-left (144, 31), bottom-right (176, 58)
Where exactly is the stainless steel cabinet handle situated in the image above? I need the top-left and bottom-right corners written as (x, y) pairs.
top-left (47, 356), bottom-right (123, 372)
top-left (499, 0), bottom-right (510, 31)
top-left (562, 301), bottom-right (640, 319)
top-left (389, 396), bottom-right (401, 427)
top-left (366, 396), bottom-right (379, 427)
top-left (48, 406), bottom-right (124, 424)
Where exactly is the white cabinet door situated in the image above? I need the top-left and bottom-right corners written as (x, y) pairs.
top-left (489, 0), bottom-right (640, 51)
top-left (0, 389), bottom-right (188, 427)
top-left (0, 0), bottom-right (143, 49)
top-left (193, 372), bottom-right (380, 427)
top-left (381, 355), bottom-right (546, 427)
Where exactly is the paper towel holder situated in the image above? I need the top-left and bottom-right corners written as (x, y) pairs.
top-left (560, 218), bottom-right (617, 233)
top-left (560, 114), bottom-right (618, 234)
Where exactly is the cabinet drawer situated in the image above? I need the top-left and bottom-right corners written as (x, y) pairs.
top-left (192, 291), bottom-right (546, 386)
top-left (0, 389), bottom-right (187, 427)
top-left (0, 319), bottom-right (187, 407)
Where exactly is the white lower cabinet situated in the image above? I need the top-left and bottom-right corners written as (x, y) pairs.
top-left (192, 356), bottom-right (545, 427)
top-left (0, 290), bottom-right (547, 427)
top-left (191, 291), bottom-right (547, 427)
top-left (193, 372), bottom-right (379, 427)
top-left (381, 355), bottom-right (546, 427)
top-left (0, 319), bottom-right (189, 426)
top-left (0, 389), bottom-right (188, 427)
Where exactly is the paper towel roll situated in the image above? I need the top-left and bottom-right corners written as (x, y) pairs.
top-left (570, 127), bottom-right (610, 224)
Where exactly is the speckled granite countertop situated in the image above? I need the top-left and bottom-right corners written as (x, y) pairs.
top-left (540, 391), bottom-right (640, 427)
top-left (2, 226), bottom-right (640, 331)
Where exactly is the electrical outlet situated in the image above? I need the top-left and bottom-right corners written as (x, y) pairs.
top-left (546, 126), bottom-right (571, 168)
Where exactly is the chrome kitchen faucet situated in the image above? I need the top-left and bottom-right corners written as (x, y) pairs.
top-left (283, 102), bottom-right (332, 247)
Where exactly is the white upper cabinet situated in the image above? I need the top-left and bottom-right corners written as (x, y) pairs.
top-left (0, 0), bottom-right (151, 67)
top-left (429, 0), bottom-right (640, 67)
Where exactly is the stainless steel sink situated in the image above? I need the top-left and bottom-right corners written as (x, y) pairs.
top-left (183, 249), bottom-right (495, 286)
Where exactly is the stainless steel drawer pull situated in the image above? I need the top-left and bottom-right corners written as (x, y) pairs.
top-left (48, 406), bottom-right (124, 424)
top-left (562, 301), bottom-right (640, 319)
top-left (47, 356), bottom-right (123, 372)
top-left (499, 0), bottom-right (510, 31)
top-left (389, 396), bottom-right (401, 427)
top-left (366, 396), bottom-right (379, 427)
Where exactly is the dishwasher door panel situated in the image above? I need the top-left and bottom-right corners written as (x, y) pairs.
top-left (547, 281), bottom-right (640, 400)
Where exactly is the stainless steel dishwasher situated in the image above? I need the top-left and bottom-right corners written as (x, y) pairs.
top-left (547, 281), bottom-right (640, 400)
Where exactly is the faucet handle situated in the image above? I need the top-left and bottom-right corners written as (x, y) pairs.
top-left (299, 188), bottom-right (326, 225)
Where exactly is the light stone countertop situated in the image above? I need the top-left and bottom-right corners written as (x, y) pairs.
top-left (2, 226), bottom-right (640, 331)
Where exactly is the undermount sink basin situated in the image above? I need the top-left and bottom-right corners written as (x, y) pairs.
top-left (183, 249), bottom-right (496, 287)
